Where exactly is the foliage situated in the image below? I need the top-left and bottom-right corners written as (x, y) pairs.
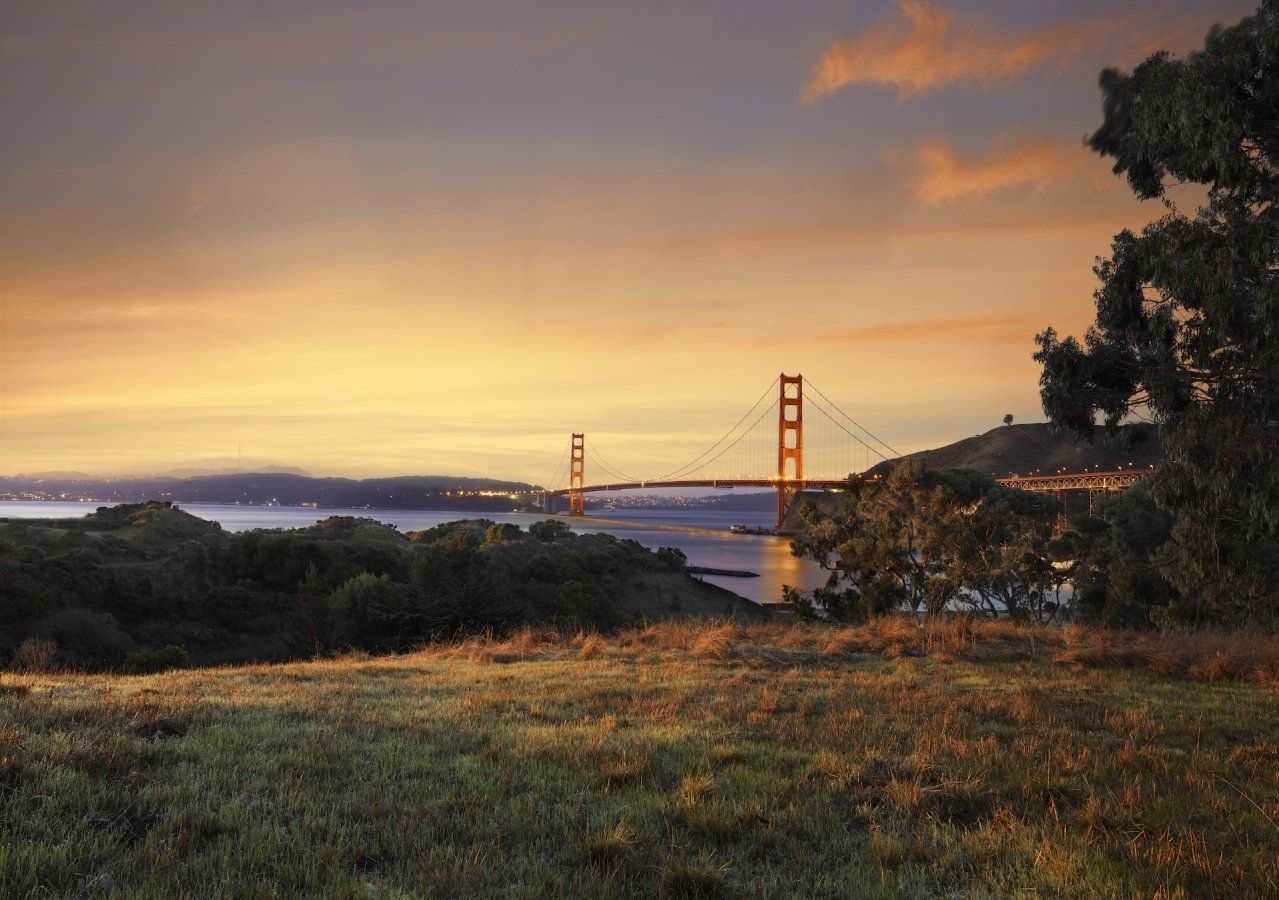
top-left (529, 519), bottom-right (573, 542)
top-left (1033, 2), bottom-right (1279, 624)
top-left (790, 461), bottom-right (1058, 621)
top-left (201, 584), bottom-right (264, 630)
top-left (951, 485), bottom-right (1061, 623)
top-left (655, 546), bottom-right (687, 570)
top-left (484, 522), bottom-right (522, 544)
top-left (1065, 483), bottom-right (1178, 628)
top-left (39, 608), bottom-right (137, 665)
top-left (122, 644), bottom-right (191, 675)
top-left (0, 504), bottom-right (761, 669)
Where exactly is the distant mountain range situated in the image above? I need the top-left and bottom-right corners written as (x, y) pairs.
top-left (4, 424), bottom-right (1164, 514)
top-left (0, 472), bottom-right (540, 512)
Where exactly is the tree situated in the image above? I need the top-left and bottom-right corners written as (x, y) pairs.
top-left (1003, 414), bottom-right (1014, 427)
top-left (951, 486), bottom-right (1060, 623)
top-left (789, 461), bottom-right (1056, 620)
top-left (1033, 2), bottom-right (1279, 624)
top-left (655, 546), bottom-right (687, 570)
top-left (529, 519), bottom-right (572, 543)
top-left (1066, 483), bottom-right (1177, 628)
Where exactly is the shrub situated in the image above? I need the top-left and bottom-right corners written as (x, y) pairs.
top-left (529, 519), bottom-right (572, 542)
top-left (11, 637), bottom-right (58, 673)
top-left (123, 643), bottom-right (190, 674)
top-left (485, 522), bottom-right (521, 544)
top-left (41, 607), bottom-right (136, 665)
top-left (202, 584), bottom-right (263, 629)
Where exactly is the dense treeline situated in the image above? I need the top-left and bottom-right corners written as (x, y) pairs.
top-left (787, 461), bottom-right (1187, 628)
top-left (0, 503), bottom-right (754, 672)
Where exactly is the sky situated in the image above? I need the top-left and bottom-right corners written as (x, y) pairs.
top-left (0, 0), bottom-right (1258, 485)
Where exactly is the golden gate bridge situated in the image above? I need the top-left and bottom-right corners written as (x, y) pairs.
top-left (529, 373), bottom-right (1148, 529)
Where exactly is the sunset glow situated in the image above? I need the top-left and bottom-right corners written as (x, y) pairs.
top-left (0, 1), bottom-right (1253, 484)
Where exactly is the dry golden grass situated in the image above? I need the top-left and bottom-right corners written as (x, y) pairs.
top-left (438, 617), bottom-right (1279, 685)
top-left (5, 619), bottom-right (1277, 897)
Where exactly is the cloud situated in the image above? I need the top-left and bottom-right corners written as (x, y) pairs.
top-left (803, 1), bottom-right (1073, 103)
top-left (801, 1), bottom-right (1247, 103)
top-left (910, 139), bottom-right (1086, 205)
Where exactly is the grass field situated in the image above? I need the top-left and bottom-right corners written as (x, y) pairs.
top-left (3, 619), bottom-right (1278, 898)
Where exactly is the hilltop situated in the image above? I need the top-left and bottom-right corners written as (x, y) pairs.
top-left (867, 422), bottom-right (1162, 479)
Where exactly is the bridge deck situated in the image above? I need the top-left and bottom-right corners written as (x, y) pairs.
top-left (529, 470), bottom-right (1148, 497)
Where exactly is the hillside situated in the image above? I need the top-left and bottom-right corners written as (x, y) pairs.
top-left (868, 422), bottom-right (1162, 479)
top-left (779, 423), bottom-right (1163, 531)
top-left (0, 503), bottom-right (766, 671)
top-left (0, 472), bottom-right (539, 510)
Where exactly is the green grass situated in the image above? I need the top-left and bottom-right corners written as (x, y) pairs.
top-left (3, 621), bottom-right (1278, 897)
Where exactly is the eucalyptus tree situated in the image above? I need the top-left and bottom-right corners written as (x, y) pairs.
top-left (1033, 1), bottom-right (1279, 623)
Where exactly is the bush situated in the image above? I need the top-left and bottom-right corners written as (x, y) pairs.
top-left (41, 607), bottom-right (136, 665)
top-left (123, 643), bottom-right (190, 675)
top-left (485, 523), bottom-right (522, 544)
top-left (202, 584), bottom-right (264, 629)
top-left (11, 637), bottom-right (58, 673)
top-left (529, 520), bottom-right (572, 542)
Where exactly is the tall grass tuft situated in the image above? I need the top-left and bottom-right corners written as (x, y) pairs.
top-left (689, 623), bottom-right (740, 660)
top-left (658, 851), bottom-right (732, 899)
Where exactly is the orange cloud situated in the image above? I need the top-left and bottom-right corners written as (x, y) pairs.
top-left (801, 1), bottom-right (1244, 103)
top-left (803, 1), bottom-right (1073, 103)
top-left (910, 139), bottom-right (1086, 205)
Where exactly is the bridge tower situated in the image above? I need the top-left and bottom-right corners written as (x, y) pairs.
top-left (569, 433), bottom-right (585, 516)
top-left (776, 373), bottom-right (803, 529)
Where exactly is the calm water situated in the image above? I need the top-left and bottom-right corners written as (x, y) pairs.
top-left (0, 501), bottom-right (828, 605)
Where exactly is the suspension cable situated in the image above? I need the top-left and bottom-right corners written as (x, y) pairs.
top-left (652, 376), bottom-right (778, 481)
top-left (804, 377), bottom-right (901, 459)
top-left (583, 436), bottom-right (640, 484)
top-left (542, 441), bottom-right (570, 491)
top-left (806, 399), bottom-right (895, 467)
top-left (671, 402), bottom-right (777, 479)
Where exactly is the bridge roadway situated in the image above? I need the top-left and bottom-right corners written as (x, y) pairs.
top-left (535, 478), bottom-right (854, 496)
top-left (994, 470), bottom-right (1147, 492)
top-left (529, 470), bottom-right (1148, 498)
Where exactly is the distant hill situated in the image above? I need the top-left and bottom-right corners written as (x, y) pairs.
top-left (155, 465), bottom-right (311, 478)
top-left (0, 472), bottom-right (541, 511)
top-left (779, 423), bottom-right (1163, 532)
top-left (867, 422), bottom-right (1162, 479)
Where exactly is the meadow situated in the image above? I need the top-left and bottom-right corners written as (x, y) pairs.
top-left (3, 619), bottom-right (1277, 898)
